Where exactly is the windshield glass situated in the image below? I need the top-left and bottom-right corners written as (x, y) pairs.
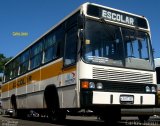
top-left (82, 19), bottom-right (154, 70)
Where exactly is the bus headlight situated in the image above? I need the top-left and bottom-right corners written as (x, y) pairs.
top-left (89, 82), bottom-right (95, 89)
top-left (151, 86), bottom-right (156, 93)
top-left (97, 82), bottom-right (103, 89)
top-left (145, 86), bottom-right (151, 92)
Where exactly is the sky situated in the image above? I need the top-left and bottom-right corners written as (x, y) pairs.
top-left (0, 0), bottom-right (160, 58)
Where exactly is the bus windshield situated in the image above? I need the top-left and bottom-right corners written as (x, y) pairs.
top-left (83, 19), bottom-right (154, 70)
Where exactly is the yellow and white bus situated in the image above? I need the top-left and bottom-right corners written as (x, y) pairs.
top-left (1, 2), bottom-right (157, 123)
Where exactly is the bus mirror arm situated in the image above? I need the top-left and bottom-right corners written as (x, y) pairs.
top-left (78, 29), bottom-right (84, 41)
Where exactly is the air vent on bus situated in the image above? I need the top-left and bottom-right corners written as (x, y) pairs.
top-left (93, 67), bottom-right (153, 84)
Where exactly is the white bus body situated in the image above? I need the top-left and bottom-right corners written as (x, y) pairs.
top-left (1, 2), bottom-right (157, 123)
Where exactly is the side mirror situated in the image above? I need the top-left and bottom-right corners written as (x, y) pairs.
top-left (78, 14), bottom-right (84, 29)
top-left (78, 29), bottom-right (84, 41)
top-left (77, 29), bottom-right (84, 54)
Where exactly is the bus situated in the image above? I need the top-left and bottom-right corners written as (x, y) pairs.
top-left (1, 2), bottom-right (157, 124)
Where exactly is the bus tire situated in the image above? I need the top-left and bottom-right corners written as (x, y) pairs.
top-left (44, 85), bottom-right (66, 122)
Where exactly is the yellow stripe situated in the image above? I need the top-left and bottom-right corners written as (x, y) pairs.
top-left (2, 83), bottom-right (9, 92)
top-left (41, 61), bottom-right (63, 80)
top-left (9, 80), bottom-right (17, 90)
top-left (28, 70), bottom-right (41, 84)
top-left (2, 60), bottom-right (76, 93)
top-left (17, 76), bottom-right (27, 88)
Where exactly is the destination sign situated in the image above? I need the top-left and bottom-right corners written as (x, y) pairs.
top-left (87, 4), bottom-right (148, 29)
top-left (102, 10), bottom-right (134, 26)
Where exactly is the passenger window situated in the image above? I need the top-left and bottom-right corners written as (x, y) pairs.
top-left (12, 58), bottom-right (20, 78)
top-left (44, 33), bottom-right (57, 63)
top-left (4, 63), bottom-right (12, 81)
top-left (44, 25), bottom-right (64, 63)
top-left (20, 50), bottom-right (29, 74)
top-left (30, 41), bottom-right (43, 69)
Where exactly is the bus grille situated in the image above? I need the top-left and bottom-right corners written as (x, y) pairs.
top-left (93, 67), bottom-right (153, 84)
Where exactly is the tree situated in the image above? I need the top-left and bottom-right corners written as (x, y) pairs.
top-left (0, 53), bottom-right (12, 81)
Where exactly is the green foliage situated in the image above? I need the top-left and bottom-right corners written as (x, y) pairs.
top-left (0, 53), bottom-right (12, 73)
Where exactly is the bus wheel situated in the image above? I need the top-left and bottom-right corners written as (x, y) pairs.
top-left (44, 85), bottom-right (66, 122)
top-left (138, 115), bottom-right (150, 123)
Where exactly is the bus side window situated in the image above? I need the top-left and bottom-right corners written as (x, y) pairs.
top-left (30, 41), bottom-right (43, 70)
top-left (19, 50), bottom-right (30, 75)
top-left (44, 25), bottom-right (64, 63)
top-left (64, 26), bottom-right (77, 66)
top-left (44, 33), bottom-right (57, 63)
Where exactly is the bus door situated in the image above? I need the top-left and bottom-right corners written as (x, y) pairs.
top-left (62, 25), bottom-right (78, 108)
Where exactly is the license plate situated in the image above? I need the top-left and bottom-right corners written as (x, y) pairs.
top-left (120, 95), bottom-right (134, 103)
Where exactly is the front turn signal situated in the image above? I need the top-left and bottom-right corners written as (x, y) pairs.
top-left (81, 81), bottom-right (89, 89)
